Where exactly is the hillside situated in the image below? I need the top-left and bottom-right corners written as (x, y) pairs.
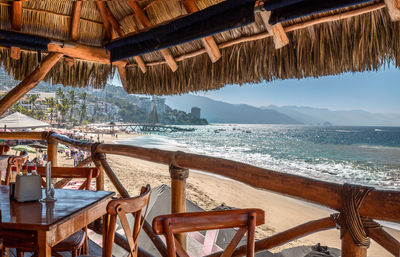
top-left (166, 95), bottom-right (301, 124)
top-left (166, 94), bottom-right (400, 126)
top-left (265, 105), bottom-right (400, 126)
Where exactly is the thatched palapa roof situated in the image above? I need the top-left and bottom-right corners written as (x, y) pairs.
top-left (0, 0), bottom-right (399, 95)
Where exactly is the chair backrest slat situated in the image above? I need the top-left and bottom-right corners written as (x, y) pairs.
top-left (153, 209), bottom-right (264, 234)
top-left (37, 167), bottom-right (99, 191)
top-left (104, 185), bottom-right (151, 257)
top-left (153, 209), bottom-right (264, 257)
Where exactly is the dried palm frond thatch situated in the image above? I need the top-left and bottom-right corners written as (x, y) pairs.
top-left (0, 0), bottom-right (398, 95)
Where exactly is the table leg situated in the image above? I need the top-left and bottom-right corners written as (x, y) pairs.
top-left (37, 231), bottom-right (51, 257)
top-left (102, 214), bottom-right (108, 257)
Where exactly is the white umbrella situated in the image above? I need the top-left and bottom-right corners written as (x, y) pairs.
top-left (0, 112), bottom-right (49, 129)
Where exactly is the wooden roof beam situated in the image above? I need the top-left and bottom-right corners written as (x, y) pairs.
top-left (70, 1), bottom-right (82, 42)
top-left (128, 0), bottom-right (178, 72)
top-left (385, 0), bottom-right (400, 21)
top-left (10, 0), bottom-right (22, 60)
top-left (96, 1), bottom-right (147, 73)
top-left (0, 53), bottom-right (63, 116)
top-left (95, 1), bottom-right (115, 41)
top-left (259, 11), bottom-right (289, 49)
top-left (182, 0), bottom-right (221, 63)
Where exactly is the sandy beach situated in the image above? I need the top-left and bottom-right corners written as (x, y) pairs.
top-left (56, 132), bottom-right (399, 257)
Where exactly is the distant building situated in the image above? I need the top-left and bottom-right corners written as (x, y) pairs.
top-left (191, 107), bottom-right (201, 119)
top-left (138, 96), bottom-right (166, 114)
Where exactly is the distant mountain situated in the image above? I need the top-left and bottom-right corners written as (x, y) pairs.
top-left (166, 95), bottom-right (301, 124)
top-left (262, 105), bottom-right (400, 126)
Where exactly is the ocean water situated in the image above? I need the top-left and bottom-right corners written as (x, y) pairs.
top-left (119, 124), bottom-right (400, 190)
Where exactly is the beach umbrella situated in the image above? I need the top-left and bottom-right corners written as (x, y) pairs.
top-left (28, 143), bottom-right (47, 149)
top-left (12, 145), bottom-right (36, 153)
top-left (58, 144), bottom-right (69, 150)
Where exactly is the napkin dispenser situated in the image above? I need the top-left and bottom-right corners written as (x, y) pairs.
top-left (14, 174), bottom-right (42, 202)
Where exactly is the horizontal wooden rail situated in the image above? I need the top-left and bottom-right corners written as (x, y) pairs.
top-left (2, 132), bottom-right (400, 224)
top-left (207, 217), bottom-right (337, 257)
top-left (0, 132), bottom-right (45, 140)
top-left (95, 143), bottom-right (400, 223)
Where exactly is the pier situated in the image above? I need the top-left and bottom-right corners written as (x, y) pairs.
top-left (98, 123), bottom-right (195, 133)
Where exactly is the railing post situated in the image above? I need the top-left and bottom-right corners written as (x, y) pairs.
top-left (92, 153), bottom-right (105, 191)
top-left (47, 140), bottom-right (58, 167)
top-left (341, 231), bottom-right (367, 257)
top-left (169, 165), bottom-right (189, 249)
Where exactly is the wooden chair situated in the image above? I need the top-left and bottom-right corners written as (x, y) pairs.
top-left (152, 208), bottom-right (265, 257)
top-left (0, 145), bottom-right (10, 155)
top-left (3, 153), bottom-right (28, 186)
top-left (4, 167), bottom-right (99, 257)
top-left (99, 184), bottom-right (151, 257)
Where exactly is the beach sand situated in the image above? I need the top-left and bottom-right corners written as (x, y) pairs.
top-left (56, 132), bottom-right (399, 257)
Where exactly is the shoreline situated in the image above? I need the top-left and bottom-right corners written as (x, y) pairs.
top-left (56, 132), bottom-right (399, 256)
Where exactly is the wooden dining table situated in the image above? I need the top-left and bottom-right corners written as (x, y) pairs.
top-left (0, 185), bottom-right (115, 257)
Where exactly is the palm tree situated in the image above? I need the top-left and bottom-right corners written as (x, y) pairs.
top-left (58, 97), bottom-right (70, 122)
top-left (12, 102), bottom-right (27, 114)
top-left (68, 90), bottom-right (77, 123)
top-left (44, 97), bottom-right (57, 123)
top-left (56, 87), bottom-right (64, 99)
top-left (36, 110), bottom-right (46, 121)
top-left (27, 94), bottom-right (39, 114)
top-left (79, 92), bottom-right (87, 124)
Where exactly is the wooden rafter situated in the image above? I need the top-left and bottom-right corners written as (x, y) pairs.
top-left (384, 0), bottom-right (400, 21)
top-left (259, 11), bottom-right (289, 49)
top-left (95, 1), bottom-right (114, 40)
top-left (70, 1), bottom-right (82, 42)
top-left (10, 0), bottom-right (22, 60)
top-left (128, 0), bottom-right (178, 72)
top-left (96, 1), bottom-right (147, 73)
top-left (182, 0), bottom-right (221, 63)
top-left (0, 53), bottom-right (63, 116)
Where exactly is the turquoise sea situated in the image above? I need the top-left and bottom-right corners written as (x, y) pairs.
top-left (119, 125), bottom-right (400, 190)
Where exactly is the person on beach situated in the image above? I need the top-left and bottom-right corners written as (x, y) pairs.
top-left (73, 151), bottom-right (79, 166)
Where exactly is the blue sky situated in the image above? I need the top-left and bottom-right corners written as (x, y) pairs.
top-left (191, 66), bottom-right (400, 114)
top-left (116, 65), bottom-right (400, 114)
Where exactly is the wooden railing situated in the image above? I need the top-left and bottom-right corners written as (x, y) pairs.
top-left (0, 131), bottom-right (399, 257)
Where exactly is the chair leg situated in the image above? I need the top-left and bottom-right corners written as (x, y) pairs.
top-left (16, 250), bottom-right (24, 257)
top-left (72, 249), bottom-right (77, 257)
top-left (83, 227), bottom-right (89, 254)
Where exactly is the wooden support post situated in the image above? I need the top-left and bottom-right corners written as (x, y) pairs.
top-left (0, 52), bottom-right (63, 116)
top-left (47, 140), bottom-right (58, 167)
top-left (96, 0), bottom-right (147, 73)
top-left (385, 0), bottom-right (400, 21)
top-left (341, 231), bottom-right (367, 257)
top-left (70, 1), bottom-right (82, 41)
top-left (128, 0), bottom-right (178, 72)
top-left (92, 154), bottom-right (105, 191)
top-left (182, 0), bottom-right (221, 63)
top-left (169, 166), bottom-right (189, 249)
top-left (259, 11), bottom-right (289, 49)
top-left (10, 0), bottom-right (22, 60)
